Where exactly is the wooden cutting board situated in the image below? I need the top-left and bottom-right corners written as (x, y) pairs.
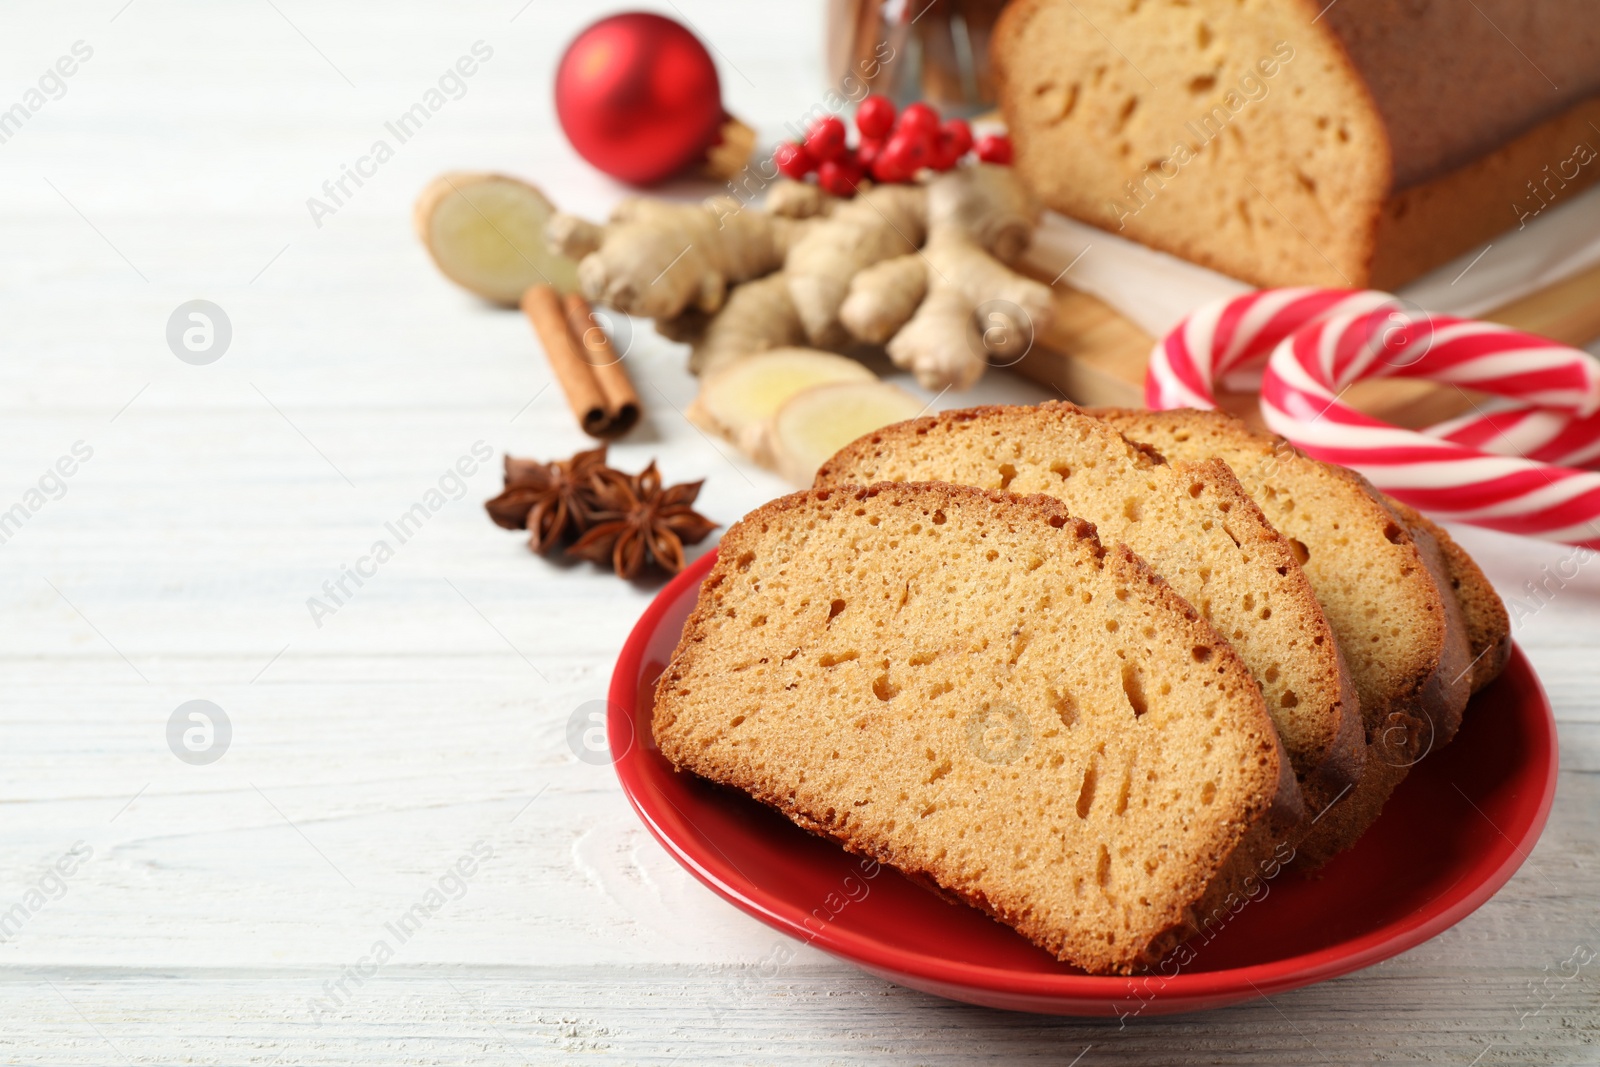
top-left (1012, 260), bottom-right (1600, 429)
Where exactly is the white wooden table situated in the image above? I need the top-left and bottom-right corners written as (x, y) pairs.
top-left (2, 2), bottom-right (1597, 1063)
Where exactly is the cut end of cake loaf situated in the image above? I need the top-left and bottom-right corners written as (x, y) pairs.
top-left (1095, 408), bottom-right (1492, 864)
top-left (816, 402), bottom-right (1363, 795)
top-left (653, 482), bottom-right (1297, 974)
top-left (992, 0), bottom-right (1391, 288)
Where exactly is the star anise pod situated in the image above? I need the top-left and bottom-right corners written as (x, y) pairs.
top-left (567, 461), bottom-right (718, 579)
top-left (484, 446), bottom-right (610, 554)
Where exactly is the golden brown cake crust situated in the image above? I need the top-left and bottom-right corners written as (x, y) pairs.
top-left (1369, 97), bottom-right (1600, 289)
top-left (1319, 0), bottom-right (1600, 188)
top-left (654, 482), bottom-right (1298, 974)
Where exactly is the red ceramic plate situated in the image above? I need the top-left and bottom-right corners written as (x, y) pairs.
top-left (611, 550), bottom-right (1558, 1016)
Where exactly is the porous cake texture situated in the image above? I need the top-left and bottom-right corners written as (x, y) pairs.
top-left (817, 402), bottom-right (1363, 802)
top-left (654, 482), bottom-right (1298, 974)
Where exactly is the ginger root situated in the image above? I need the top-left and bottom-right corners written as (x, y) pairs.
top-left (455, 164), bottom-right (1060, 480)
top-left (538, 162), bottom-right (1053, 393)
top-left (546, 196), bottom-right (809, 321)
top-left (414, 172), bottom-right (579, 306)
top-left (850, 164), bottom-right (1053, 390)
top-left (839, 254), bottom-right (927, 344)
top-left (687, 347), bottom-right (876, 466)
top-left (783, 182), bottom-right (928, 348)
top-left (764, 179), bottom-right (836, 220)
top-left (687, 349), bottom-right (924, 484)
top-left (887, 278), bottom-right (988, 389)
top-left (769, 380), bottom-right (927, 486)
top-left (679, 272), bottom-right (808, 377)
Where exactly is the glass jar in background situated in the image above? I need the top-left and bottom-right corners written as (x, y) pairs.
top-left (826, 0), bottom-right (1009, 115)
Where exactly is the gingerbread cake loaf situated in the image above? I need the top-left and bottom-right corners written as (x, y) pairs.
top-left (993, 0), bottom-right (1600, 288)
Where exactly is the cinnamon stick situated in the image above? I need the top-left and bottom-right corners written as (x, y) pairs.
top-left (563, 292), bottom-right (641, 435)
top-left (521, 285), bottom-right (610, 438)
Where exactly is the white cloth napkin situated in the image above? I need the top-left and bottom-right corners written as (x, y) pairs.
top-left (1023, 185), bottom-right (1600, 346)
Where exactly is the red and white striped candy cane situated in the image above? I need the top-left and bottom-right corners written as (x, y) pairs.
top-left (1145, 288), bottom-right (1395, 409)
top-left (1426, 402), bottom-right (1600, 469)
top-left (1146, 288), bottom-right (1600, 545)
top-left (1258, 308), bottom-right (1600, 544)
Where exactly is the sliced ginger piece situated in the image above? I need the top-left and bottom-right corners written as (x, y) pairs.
top-left (769, 380), bottom-right (926, 486)
top-left (414, 172), bottom-right (578, 306)
top-left (688, 348), bottom-right (876, 464)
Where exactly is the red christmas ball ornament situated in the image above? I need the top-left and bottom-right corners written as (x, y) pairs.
top-left (555, 13), bottom-right (752, 186)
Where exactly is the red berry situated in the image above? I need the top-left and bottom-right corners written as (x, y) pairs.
top-left (895, 102), bottom-right (941, 142)
top-left (892, 104), bottom-right (941, 174)
top-left (817, 153), bottom-right (865, 197)
top-left (856, 136), bottom-right (884, 172)
top-left (975, 133), bottom-right (1014, 165)
top-left (932, 118), bottom-right (975, 170)
top-left (806, 115), bottom-right (848, 163)
top-left (940, 118), bottom-right (973, 159)
top-left (855, 95), bottom-right (896, 139)
top-left (877, 129), bottom-right (930, 181)
top-left (773, 141), bottom-right (815, 179)
top-left (870, 143), bottom-right (908, 183)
